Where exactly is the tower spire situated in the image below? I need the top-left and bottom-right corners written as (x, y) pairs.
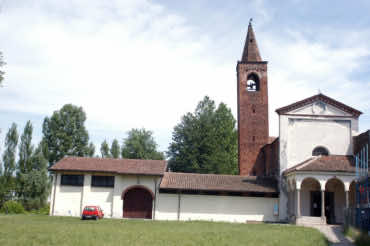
top-left (241, 20), bottom-right (262, 62)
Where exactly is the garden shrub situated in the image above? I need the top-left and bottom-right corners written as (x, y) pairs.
top-left (0, 200), bottom-right (25, 214)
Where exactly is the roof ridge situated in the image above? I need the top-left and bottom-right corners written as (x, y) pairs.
top-left (275, 93), bottom-right (362, 117)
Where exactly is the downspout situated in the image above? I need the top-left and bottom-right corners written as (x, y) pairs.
top-left (177, 191), bottom-right (181, 221)
top-left (51, 173), bottom-right (57, 216)
top-left (153, 178), bottom-right (157, 220)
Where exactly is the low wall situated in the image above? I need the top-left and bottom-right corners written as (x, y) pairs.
top-left (155, 193), bottom-right (279, 223)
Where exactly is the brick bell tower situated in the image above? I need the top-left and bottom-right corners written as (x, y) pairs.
top-left (237, 21), bottom-right (269, 176)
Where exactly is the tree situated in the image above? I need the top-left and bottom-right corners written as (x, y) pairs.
top-left (0, 51), bottom-right (5, 86)
top-left (0, 123), bottom-right (19, 205)
top-left (110, 139), bottom-right (120, 158)
top-left (20, 144), bottom-right (50, 210)
top-left (18, 121), bottom-right (34, 174)
top-left (167, 96), bottom-right (238, 174)
top-left (16, 121), bottom-right (34, 205)
top-left (100, 140), bottom-right (111, 158)
top-left (87, 142), bottom-right (95, 157)
top-left (121, 128), bottom-right (164, 160)
top-left (42, 104), bottom-right (90, 166)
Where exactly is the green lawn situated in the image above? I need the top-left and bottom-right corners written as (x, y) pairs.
top-left (0, 215), bottom-right (328, 246)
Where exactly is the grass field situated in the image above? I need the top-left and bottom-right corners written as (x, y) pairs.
top-left (0, 215), bottom-right (328, 246)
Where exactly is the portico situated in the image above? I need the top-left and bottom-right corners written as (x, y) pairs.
top-left (285, 163), bottom-right (356, 224)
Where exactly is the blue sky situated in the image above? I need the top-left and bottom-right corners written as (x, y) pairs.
top-left (0, 0), bottom-right (369, 156)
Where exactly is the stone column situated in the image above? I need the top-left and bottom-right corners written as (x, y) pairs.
top-left (296, 189), bottom-right (301, 217)
top-left (345, 190), bottom-right (349, 209)
top-left (321, 190), bottom-right (325, 219)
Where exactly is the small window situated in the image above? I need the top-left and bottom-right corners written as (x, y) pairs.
top-left (91, 176), bottom-right (115, 187)
top-left (312, 146), bottom-right (329, 156)
top-left (61, 175), bottom-right (84, 186)
top-left (252, 105), bottom-right (256, 113)
top-left (246, 73), bottom-right (260, 92)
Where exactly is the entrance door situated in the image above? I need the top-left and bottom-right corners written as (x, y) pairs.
top-left (310, 191), bottom-right (321, 217)
top-left (325, 192), bottom-right (335, 224)
top-left (123, 187), bottom-right (153, 219)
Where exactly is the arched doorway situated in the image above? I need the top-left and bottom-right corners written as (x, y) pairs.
top-left (325, 178), bottom-right (345, 224)
top-left (122, 186), bottom-right (153, 219)
top-left (300, 177), bottom-right (321, 217)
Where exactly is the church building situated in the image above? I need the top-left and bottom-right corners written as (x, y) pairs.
top-left (49, 23), bottom-right (369, 225)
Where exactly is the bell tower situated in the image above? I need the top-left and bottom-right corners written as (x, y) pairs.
top-left (237, 21), bottom-right (269, 176)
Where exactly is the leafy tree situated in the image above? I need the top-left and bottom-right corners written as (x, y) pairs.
top-left (121, 128), bottom-right (164, 160)
top-left (167, 96), bottom-right (238, 174)
top-left (87, 142), bottom-right (95, 157)
top-left (20, 144), bottom-right (50, 210)
top-left (0, 123), bottom-right (19, 205)
top-left (16, 121), bottom-right (34, 205)
top-left (100, 140), bottom-right (111, 158)
top-left (110, 139), bottom-right (120, 158)
top-left (42, 104), bottom-right (90, 166)
top-left (0, 51), bottom-right (5, 86)
top-left (15, 122), bottom-right (50, 209)
top-left (18, 121), bottom-right (34, 174)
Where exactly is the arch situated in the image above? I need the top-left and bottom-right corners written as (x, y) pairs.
top-left (122, 185), bottom-right (154, 219)
top-left (312, 146), bottom-right (329, 156)
top-left (246, 73), bottom-right (260, 92)
top-left (300, 177), bottom-right (321, 217)
top-left (325, 178), bottom-right (345, 224)
top-left (121, 185), bottom-right (154, 200)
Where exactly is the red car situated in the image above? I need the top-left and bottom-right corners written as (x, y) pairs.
top-left (81, 206), bottom-right (104, 220)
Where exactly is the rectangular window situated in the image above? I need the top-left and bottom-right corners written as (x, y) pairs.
top-left (91, 176), bottom-right (115, 188)
top-left (61, 174), bottom-right (84, 186)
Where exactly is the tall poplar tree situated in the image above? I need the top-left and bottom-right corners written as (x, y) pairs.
top-left (0, 123), bottom-right (19, 205)
top-left (100, 140), bottom-right (111, 158)
top-left (110, 139), bottom-right (120, 158)
top-left (16, 121), bottom-right (34, 204)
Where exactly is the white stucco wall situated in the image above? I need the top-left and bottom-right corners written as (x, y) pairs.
top-left (278, 100), bottom-right (359, 221)
top-left (156, 193), bottom-right (279, 223)
top-left (51, 172), bottom-right (160, 218)
top-left (51, 172), bottom-right (279, 223)
top-left (52, 174), bottom-right (83, 217)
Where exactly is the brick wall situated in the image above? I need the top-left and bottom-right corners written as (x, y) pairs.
top-left (237, 61), bottom-right (269, 176)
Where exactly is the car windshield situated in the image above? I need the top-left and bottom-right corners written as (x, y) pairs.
top-left (84, 207), bottom-right (96, 211)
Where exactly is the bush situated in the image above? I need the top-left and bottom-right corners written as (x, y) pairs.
top-left (28, 204), bottom-right (50, 215)
top-left (0, 200), bottom-right (25, 214)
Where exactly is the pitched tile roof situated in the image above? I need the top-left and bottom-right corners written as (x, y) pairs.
top-left (49, 157), bottom-right (167, 176)
top-left (283, 155), bottom-right (356, 175)
top-left (160, 172), bottom-right (278, 194)
top-left (275, 93), bottom-right (362, 117)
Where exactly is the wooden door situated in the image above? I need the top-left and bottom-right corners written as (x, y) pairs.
top-left (123, 188), bottom-right (153, 219)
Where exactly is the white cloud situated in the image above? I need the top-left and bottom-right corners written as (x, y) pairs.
top-left (0, 0), bottom-right (369, 153)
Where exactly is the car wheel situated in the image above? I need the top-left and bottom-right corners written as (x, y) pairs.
top-left (81, 216), bottom-right (85, 220)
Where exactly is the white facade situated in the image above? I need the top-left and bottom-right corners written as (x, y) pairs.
top-left (279, 101), bottom-right (358, 173)
top-left (50, 173), bottom-right (161, 219)
top-left (278, 99), bottom-right (359, 221)
top-left (50, 172), bottom-right (279, 223)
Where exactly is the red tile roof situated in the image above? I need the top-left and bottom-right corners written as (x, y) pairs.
top-left (283, 155), bottom-right (356, 175)
top-left (160, 172), bottom-right (278, 194)
top-left (275, 93), bottom-right (362, 117)
top-left (49, 157), bottom-right (167, 176)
